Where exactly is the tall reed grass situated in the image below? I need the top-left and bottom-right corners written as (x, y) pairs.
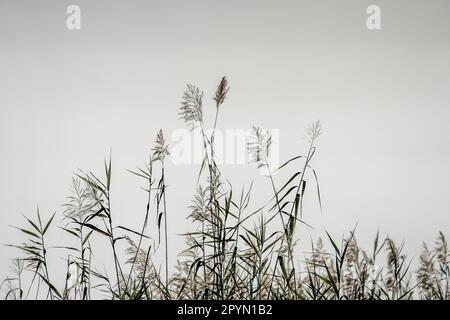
top-left (1, 77), bottom-right (448, 300)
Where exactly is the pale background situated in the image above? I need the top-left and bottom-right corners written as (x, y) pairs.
top-left (1, 0), bottom-right (450, 289)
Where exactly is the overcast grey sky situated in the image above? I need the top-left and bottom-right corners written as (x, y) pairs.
top-left (1, 0), bottom-right (450, 284)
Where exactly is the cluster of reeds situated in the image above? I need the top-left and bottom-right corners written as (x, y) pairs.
top-left (1, 77), bottom-right (449, 300)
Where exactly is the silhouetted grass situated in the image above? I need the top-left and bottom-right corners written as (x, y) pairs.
top-left (1, 77), bottom-right (448, 300)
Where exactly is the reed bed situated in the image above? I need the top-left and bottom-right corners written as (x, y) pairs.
top-left (1, 77), bottom-right (448, 300)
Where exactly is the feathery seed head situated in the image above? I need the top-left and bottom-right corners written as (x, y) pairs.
top-left (306, 120), bottom-right (322, 144)
top-left (180, 84), bottom-right (203, 131)
top-left (248, 126), bottom-right (272, 169)
top-left (152, 129), bottom-right (169, 162)
top-left (435, 231), bottom-right (448, 266)
top-left (213, 76), bottom-right (230, 106)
